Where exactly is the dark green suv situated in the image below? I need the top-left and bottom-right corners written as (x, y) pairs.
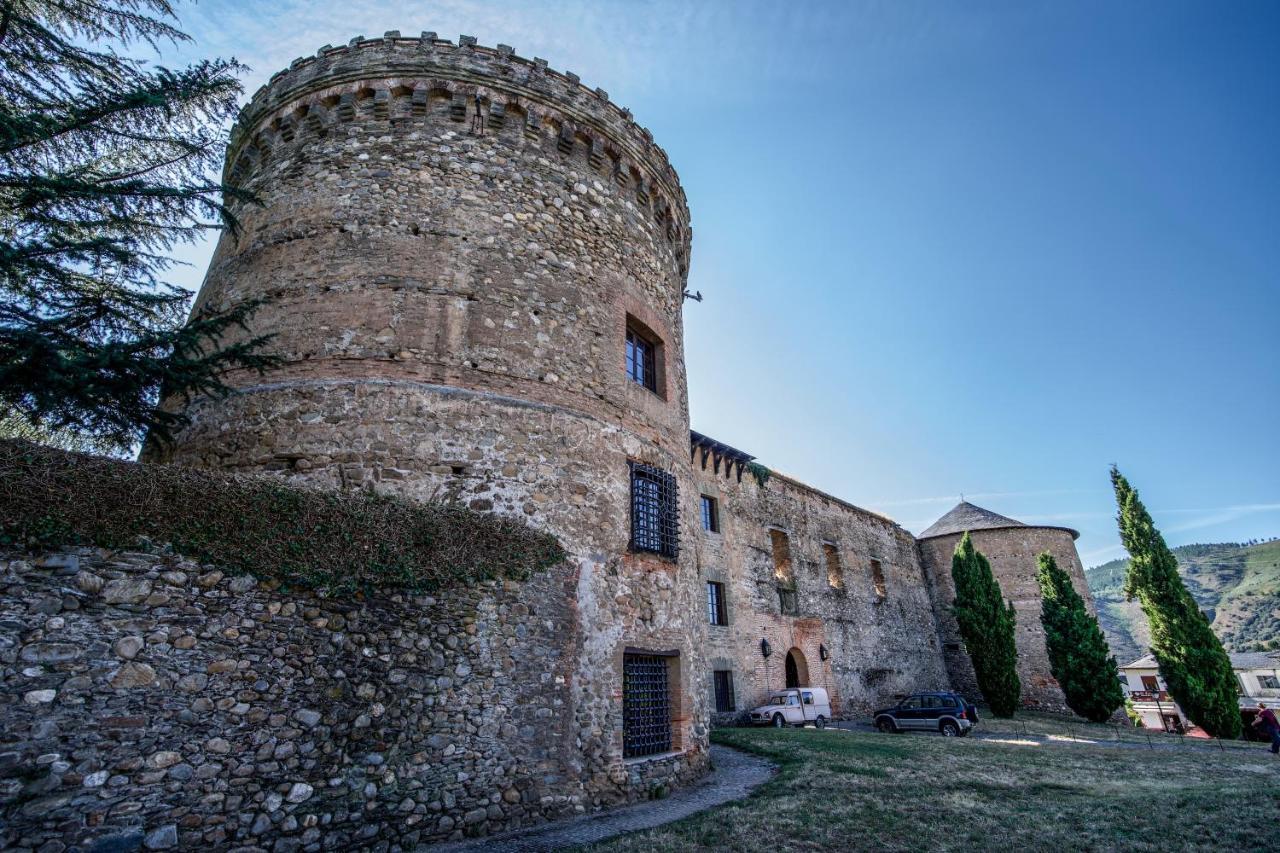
top-left (873, 692), bottom-right (978, 737)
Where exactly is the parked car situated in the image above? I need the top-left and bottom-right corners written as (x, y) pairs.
top-left (873, 692), bottom-right (977, 737)
top-left (748, 687), bottom-right (832, 729)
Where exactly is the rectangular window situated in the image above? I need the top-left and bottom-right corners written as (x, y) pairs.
top-left (713, 670), bottom-right (735, 713)
top-left (823, 542), bottom-right (843, 589)
top-left (777, 586), bottom-right (798, 616)
top-left (700, 495), bottom-right (719, 533)
top-left (629, 462), bottom-right (679, 558)
top-left (1141, 675), bottom-right (1159, 692)
top-left (1260, 675), bottom-right (1280, 690)
top-left (624, 318), bottom-right (662, 396)
top-left (706, 581), bottom-right (727, 626)
top-left (870, 558), bottom-right (886, 600)
top-left (623, 653), bottom-right (672, 758)
top-left (770, 529), bottom-right (793, 585)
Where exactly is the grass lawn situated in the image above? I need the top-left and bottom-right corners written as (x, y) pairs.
top-left (976, 710), bottom-right (1267, 750)
top-left (584, 723), bottom-right (1280, 852)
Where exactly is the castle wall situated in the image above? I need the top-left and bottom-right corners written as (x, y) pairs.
top-left (693, 465), bottom-right (951, 722)
top-left (917, 527), bottom-right (1091, 710)
top-left (145, 35), bottom-right (708, 813)
top-left (0, 548), bottom-right (710, 851)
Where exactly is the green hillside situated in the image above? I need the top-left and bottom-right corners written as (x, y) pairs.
top-left (1085, 539), bottom-right (1280, 665)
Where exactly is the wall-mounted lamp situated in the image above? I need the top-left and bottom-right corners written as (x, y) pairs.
top-left (819, 644), bottom-right (829, 661)
top-left (760, 638), bottom-right (772, 658)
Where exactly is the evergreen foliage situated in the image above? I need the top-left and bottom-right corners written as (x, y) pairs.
top-left (1, 439), bottom-right (566, 595)
top-left (1111, 467), bottom-right (1241, 738)
top-left (951, 532), bottom-right (1021, 717)
top-left (0, 0), bottom-right (276, 452)
top-left (1037, 551), bottom-right (1124, 722)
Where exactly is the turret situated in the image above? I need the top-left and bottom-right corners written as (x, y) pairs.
top-left (147, 32), bottom-right (708, 816)
top-left (917, 501), bottom-right (1092, 710)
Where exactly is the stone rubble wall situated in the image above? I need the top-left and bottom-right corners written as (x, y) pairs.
top-left (694, 467), bottom-right (952, 722)
top-left (917, 527), bottom-right (1093, 711)
top-left (0, 547), bottom-right (702, 852)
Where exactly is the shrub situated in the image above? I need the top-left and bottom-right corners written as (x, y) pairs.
top-left (0, 439), bottom-right (565, 595)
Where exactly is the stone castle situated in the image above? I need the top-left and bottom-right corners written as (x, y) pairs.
top-left (146, 32), bottom-right (1096, 824)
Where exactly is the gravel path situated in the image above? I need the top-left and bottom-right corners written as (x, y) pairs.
top-left (829, 719), bottom-right (1271, 754)
top-left (428, 743), bottom-right (776, 852)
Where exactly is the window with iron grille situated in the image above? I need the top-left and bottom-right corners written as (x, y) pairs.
top-left (625, 322), bottom-right (659, 394)
top-left (700, 495), bottom-right (719, 533)
top-left (623, 653), bottom-right (672, 758)
top-left (713, 670), bottom-right (735, 713)
top-left (629, 462), bottom-right (679, 558)
top-left (707, 581), bottom-right (727, 626)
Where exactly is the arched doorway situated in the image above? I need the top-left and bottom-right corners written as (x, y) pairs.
top-left (785, 648), bottom-right (809, 688)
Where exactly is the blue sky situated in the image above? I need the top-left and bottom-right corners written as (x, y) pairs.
top-left (161, 1), bottom-right (1280, 565)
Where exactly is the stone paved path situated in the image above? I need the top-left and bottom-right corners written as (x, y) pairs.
top-left (429, 744), bottom-right (776, 852)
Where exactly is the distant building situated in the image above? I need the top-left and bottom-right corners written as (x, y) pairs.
top-left (1119, 652), bottom-right (1280, 733)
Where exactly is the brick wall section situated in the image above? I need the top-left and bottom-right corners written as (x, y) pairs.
top-left (0, 548), bottom-right (706, 851)
top-left (693, 466), bottom-right (951, 722)
top-left (917, 527), bottom-right (1094, 711)
top-left (143, 33), bottom-right (710, 811)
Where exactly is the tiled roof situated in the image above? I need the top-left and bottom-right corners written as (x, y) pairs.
top-left (918, 501), bottom-right (1027, 539)
top-left (1120, 652), bottom-right (1280, 671)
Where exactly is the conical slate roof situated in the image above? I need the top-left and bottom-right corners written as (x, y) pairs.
top-left (918, 501), bottom-right (1027, 539)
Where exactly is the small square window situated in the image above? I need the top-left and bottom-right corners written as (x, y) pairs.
top-left (707, 581), bottom-right (727, 626)
top-left (700, 495), bottom-right (719, 533)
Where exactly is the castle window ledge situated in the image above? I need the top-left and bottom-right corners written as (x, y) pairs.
top-left (623, 748), bottom-right (684, 766)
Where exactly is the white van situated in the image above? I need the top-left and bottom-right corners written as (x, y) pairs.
top-left (748, 687), bottom-right (832, 729)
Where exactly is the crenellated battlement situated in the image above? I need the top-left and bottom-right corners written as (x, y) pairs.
top-left (227, 32), bottom-right (690, 248)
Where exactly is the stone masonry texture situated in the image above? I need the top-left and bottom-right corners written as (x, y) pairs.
top-left (693, 466), bottom-right (950, 723)
top-left (0, 547), bottom-right (702, 851)
top-left (918, 526), bottom-right (1094, 711)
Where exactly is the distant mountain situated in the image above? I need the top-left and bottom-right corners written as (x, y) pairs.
top-left (1085, 539), bottom-right (1280, 665)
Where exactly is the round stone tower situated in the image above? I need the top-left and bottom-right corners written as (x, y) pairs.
top-left (916, 501), bottom-right (1091, 711)
top-left (148, 32), bottom-right (707, 820)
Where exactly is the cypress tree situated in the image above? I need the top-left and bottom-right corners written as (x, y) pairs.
top-left (0, 0), bottom-right (277, 452)
top-left (1111, 467), bottom-right (1241, 738)
top-left (951, 532), bottom-right (1021, 717)
top-left (1036, 551), bottom-right (1124, 722)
